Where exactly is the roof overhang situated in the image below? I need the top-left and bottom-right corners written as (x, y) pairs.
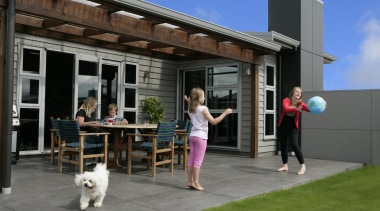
top-left (243, 31), bottom-right (300, 51)
top-left (323, 52), bottom-right (337, 64)
top-left (245, 30), bottom-right (337, 64)
top-left (0, 0), bottom-right (282, 64)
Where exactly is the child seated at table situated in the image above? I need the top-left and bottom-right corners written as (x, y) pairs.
top-left (103, 103), bottom-right (128, 125)
top-left (103, 103), bottom-right (128, 143)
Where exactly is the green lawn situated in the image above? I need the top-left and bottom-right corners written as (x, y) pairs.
top-left (205, 165), bottom-right (380, 211)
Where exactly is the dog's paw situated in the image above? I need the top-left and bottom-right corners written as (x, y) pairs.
top-left (94, 201), bottom-right (103, 207)
top-left (80, 202), bottom-right (89, 210)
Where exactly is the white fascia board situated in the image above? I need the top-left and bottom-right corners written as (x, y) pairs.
top-left (244, 31), bottom-right (300, 51)
top-left (323, 52), bottom-right (337, 64)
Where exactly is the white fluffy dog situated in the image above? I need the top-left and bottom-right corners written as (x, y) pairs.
top-left (74, 163), bottom-right (110, 210)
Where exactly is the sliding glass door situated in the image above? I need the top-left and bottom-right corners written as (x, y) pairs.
top-left (182, 64), bottom-right (239, 149)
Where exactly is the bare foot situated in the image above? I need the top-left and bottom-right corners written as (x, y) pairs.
top-left (297, 165), bottom-right (306, 175)
top-left (191, 183), bottom-right (204, 191)
top-left (277, 165), bottom-right (288, 172)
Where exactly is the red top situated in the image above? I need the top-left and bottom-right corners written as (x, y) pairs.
top-left (278, 97), bottom-right (309, 130)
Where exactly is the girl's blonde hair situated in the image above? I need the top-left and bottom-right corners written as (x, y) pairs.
top-left (79, 96), bottom-right (97, 117)
top-left (188, 87), bottom-right (204, 113)
top-left (288, 86), bottom-right (303, 105)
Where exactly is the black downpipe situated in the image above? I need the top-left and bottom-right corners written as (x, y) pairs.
top-left (2, 0), bottom-right (15, 194)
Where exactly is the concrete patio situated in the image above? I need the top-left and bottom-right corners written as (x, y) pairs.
top-left (0, 152), bottom-right (363, 211)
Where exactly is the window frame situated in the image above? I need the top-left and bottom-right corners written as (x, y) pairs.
top-left (120, 62), bottom-right (139, 123)
top-left (264, 63), bottom-right (276, 139)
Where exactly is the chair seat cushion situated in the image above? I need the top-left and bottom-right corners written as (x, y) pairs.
top-left (66, 142), bottom-right (103, 148)
top-left (174, 139), bottom-right (184, 146)
top-left (133, 142), bottom-right (168, 150)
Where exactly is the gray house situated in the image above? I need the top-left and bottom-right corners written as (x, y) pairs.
top-left (1, 0), bottom-right (343, 190)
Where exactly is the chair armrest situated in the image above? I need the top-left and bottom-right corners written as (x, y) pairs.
top-left (175, 130), bottom-right (188, 134)
top-left (125, 133), bottom-right (157, 138)
top-left (80, 132), bottom-right (110, 136)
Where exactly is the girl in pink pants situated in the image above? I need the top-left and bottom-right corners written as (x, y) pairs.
top-left (184, 87), bottom-right (232, 191)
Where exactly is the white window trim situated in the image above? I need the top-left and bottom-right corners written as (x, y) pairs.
top-left (264, 63), bottom-right (276, 140)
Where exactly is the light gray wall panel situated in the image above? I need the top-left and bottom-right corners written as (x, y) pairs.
top-left (303, 129), bottom-right (372, 164)
top-left (302, 90), bottom-right (380, 165)
top-left (303, 91), bottom-right (372, 130)
top-left (372, 131), bottom-right (380, 165)
top-left (372, 90), bottom-right (380, 130)
top-left (312, 55), bottom-right (323, 91)
top-left (300, 0), bottom-right (313, 52)
top-left (240, 64), bottom-right (252, 152)
top-left (312, 0), bottom-right (323, 54)
top-left (301, 51), bottom-right (313, 91)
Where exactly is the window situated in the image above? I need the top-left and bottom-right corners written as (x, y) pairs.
top-left (206, 64), bottom-right (239, 148)
top-left (19, 47), bottom-right (43, 105)
top-left (22, 48), bottom-right (40, 74)
top-left (18, 46), bottom-right (44, 153)
top-left (264, 64), bottom-right (276, 138)
top-left (21, 78), bottom-right (39, 104)
top-left (78, 60), bottom-right (98, 101)
top-left (122, 63), bottom-right (138, 123)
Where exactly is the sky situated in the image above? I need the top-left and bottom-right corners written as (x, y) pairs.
top-left (145, 0), bottom-right (380, 91)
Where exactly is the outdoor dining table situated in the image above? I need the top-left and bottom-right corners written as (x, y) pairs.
top-left (91, 123), bottom-right (188, 173)
top-left (92, 123), bottom-right (158, 169)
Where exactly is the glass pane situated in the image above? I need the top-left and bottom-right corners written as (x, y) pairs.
top-left (19, 108), bottom-right (39, 151)
top-left (123, 111), bottom-right (136, 124)
top-left (184, 70), bottom-right (205, 111)
top-left (22, 48), bottom-right (40, 74)
top-left (265, 114), bottom-right (274, 136)
top-left (125, 64), bottom-right (137, 84)
top-left (207, 65), bottom-right (238, 86)
top-left (266, 66), bottom-right (274, 86)
top-left (124, 88), bottom-right (136, 108)
top-left (207, 90), bottom-right (237, 109)
top-left (208, 113), bottom-right (237, 147)
top-left (101, 64), bottom-right (118, 117)
top-left (78, 60), bottom-right (98, 104)
top-left (21, 78), bottom-right (39, 104)
top-left (266, 90), bottom-right (274, 110)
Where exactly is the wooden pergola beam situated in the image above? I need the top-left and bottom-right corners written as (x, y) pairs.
top-left (13, 0), bottom-right (264, 64)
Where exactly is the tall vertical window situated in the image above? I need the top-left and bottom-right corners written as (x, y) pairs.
top-left (264, 64), bottom-right (276, 138)
top-left (206, 64), bottom-right (238, 148)
top-left (18, 46), bottom-right (44, 152)
top-left (122, 63), bottom-right (138, 123)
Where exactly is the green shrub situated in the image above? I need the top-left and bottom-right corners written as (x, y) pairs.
top-left (142, 97), bottom-right (166, 123)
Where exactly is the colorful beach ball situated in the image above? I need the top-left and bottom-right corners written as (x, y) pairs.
top-left (307, 96), bottom-right (326, 114)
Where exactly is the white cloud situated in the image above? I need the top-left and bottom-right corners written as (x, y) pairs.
top-left (345, 17), bottom-right (380, 89)
top-left (195, 7), bottom-right (221, 24)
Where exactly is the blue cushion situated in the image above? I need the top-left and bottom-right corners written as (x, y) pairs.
top-left (58, 120), bottom-right (103, 149)
top-left (66, 142), bottom-right (103, 148)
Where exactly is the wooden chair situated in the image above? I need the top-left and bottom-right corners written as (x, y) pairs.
top-left (127, 122), bottom-right (176, 177)
top-left (50, 117), bottom-right (60, 165)
top-left (174, 121), bottom-right (192, 170)
top-left (57, 119), bottom-right (109, 174)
